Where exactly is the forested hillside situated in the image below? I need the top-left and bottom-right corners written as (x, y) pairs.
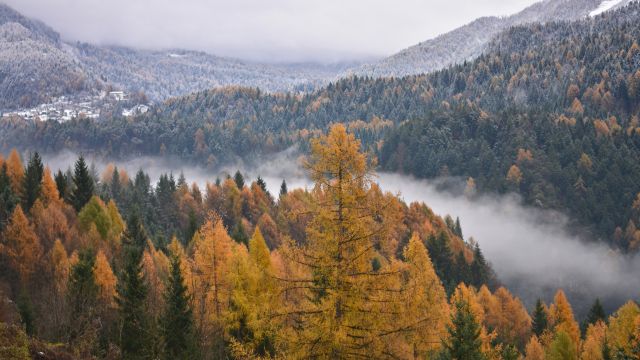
top-left (349, 0), bottom-right (609, 78)
top-left (5, 2), bottom-right (640, 248)
top-left (1, 125), bottom-right (638, 359)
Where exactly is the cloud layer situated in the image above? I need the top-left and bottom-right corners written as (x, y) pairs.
top-left (6, 0), bottom-right (539, 62)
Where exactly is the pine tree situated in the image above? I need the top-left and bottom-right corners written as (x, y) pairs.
top-left (54, 170), bottom-right (68, 201)
top-left (584, 298), bottom-right (606, 331)
top-left (532, 298), bottom-right (548, 336)
top-left (233, 170), bottom-right (245, 189)
top-left (116, 213), bottom-right (152, 359)
top-left (70, 156), bottom-right (94, 211)
top-left (470, 243), bottom-right (490, 288)
top-left (66, 249), bottom-right (99, 354)
top-left (455, 217), bottom-right (463, 239)
top-left (256, 176), bottom-right (267, 193)
top-left (161, 255), bottom-right (195, 360)
top-left (21, 152), bottom-right (43, 212)
top-left (279, 179), bottom-right (287, 197)
top-left (0, 164), bottom-right (18, 229)
top-left (439, 300), bottom-right (486, 360)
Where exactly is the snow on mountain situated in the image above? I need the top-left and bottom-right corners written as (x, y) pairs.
top-left (589, 0), bottom-right (625, 16)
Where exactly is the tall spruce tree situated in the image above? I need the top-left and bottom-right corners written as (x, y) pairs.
top-left (532, 298), bottom-right (548, 336)
top-left (470, 243), bottom-right (490, 288)
top-left (21, 152), bottom-right (43, 212)
top-left (70, 156), bottom-right (94, 211)
top-left (439, 300), bottom-right (486, 360)
top-left (0, 164), bottom-right (18, 229)
top-left (279, 179), bottom-right (287, 197)
top-left (582, 298), bottom-right (606, 333)
top-left (54, 170), bottom-right (68, 201)
top-left (67, 249), bottom-right (99, 352)
top-left (116, 213), bottom-right (151, 359)
top-left (161, 255), bottom-right (195, 359)
top-left (233, 170), bottom-right (245, 189)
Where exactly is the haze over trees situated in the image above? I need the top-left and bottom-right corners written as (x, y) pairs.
top-left (0, 126), bottom-right (639, 358)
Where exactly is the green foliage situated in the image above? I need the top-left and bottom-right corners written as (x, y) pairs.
top-left (547, 331), bottom-right (578, 360)
top-left (70, 156), bottom-right (95, 212)
top-left (116, 213), bottom-right (152, 359)
top-left (21, 151), bottom-right (43, 212)
top-left (439, 300), bottom-right (486, 360)
top-left (0, 164), bottom-right (18, 230)
top-left (583, 298), bottom-right (606, 333)
top-left (233, 170), bottom-right (245, 189)
top-left (532, 299), bottom-right (548, 337)
top-left (161, 255), bottom-right (196, 360)
top-left (78, 196), bottom-right (113, 240)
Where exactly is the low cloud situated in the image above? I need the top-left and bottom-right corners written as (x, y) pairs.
top-left (42, 151), bottom-right (640, 314)
top-left (7, 0), bottom-right (539, 62)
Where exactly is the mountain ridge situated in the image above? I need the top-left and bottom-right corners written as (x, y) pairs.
top-left (347, 0), bottom-right (632, 78)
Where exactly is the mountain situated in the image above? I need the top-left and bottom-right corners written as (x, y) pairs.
top-left (0, 3), bottom-right (354, 110)
top-left (6, 1), bottom-right (640, 248)
top-left (0, 4), bottom-right (99, 109)
top-left (71, 43), bottom-right (355, 102)
top-left (348, 0), bottom-right (631, 78)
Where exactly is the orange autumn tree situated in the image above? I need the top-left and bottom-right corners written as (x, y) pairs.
top-left (549, 290), bottom-right (580, 351)
top-left (191, 212), bottom-right (234, 351)
top-left (0, 205), bottom-right (43, 285)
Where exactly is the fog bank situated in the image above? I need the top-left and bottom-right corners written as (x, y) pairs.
top-left (41, 151), bottom-right (640, 313)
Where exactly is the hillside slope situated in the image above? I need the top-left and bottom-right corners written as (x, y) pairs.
top-left (349, 0), bottom-right (629, 78)
top-left (0, 3), bottom-right (353, 110)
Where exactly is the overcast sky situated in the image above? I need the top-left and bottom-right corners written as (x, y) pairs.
top-left (6, 0), bottom-right (541, 63)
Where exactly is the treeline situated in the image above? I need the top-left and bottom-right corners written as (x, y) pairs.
top-left (1, 125), bottom-right (636, 359)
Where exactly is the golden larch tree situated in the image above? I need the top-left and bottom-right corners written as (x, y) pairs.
top-left (5, 149), bottom-right (23, 195)
top-left (0, 205), bottom-right (43, 284)
top-left (606, 300), bottom-right (640, 357)
top-left (399, 233), bottom-right (449, 357)
top-left (93, 250), bottom-right (117, 308)
top-left (191, 212), bottom-right (234, 347)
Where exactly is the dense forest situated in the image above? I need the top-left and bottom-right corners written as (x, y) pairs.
top-left (4, 3), bottom-right (640, 249)
top-left (0, 125), bottom-right (639, 359)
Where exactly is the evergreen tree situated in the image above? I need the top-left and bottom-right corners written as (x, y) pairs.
top-left (70, 156), bottom-right (95, 211)
top-left (67, 249), bottom-right (99, 352)
top-left (455, 217), bottom-right (463, 239)
top-left (584, 298), bottom-right (606, 331)
top-left (427, 232), bottom-right (454, 292)
top-left (470, 243), bottom-right (490, 288)
top-left (110, 166), bottom-right (122, 203)
top-left (232, 221), bottom-right (249, 246)
top-left (439, 300), bottom-right (486, 360)
top-left (21, 152), bottom-right (43, 212)
top-left (116, 213), bottom-right (152, 359)
top-left (233, 170), bottom-right (245, 189)
top-left (0, 164), bottom-right (18, 229)
top-left (532, 299), bottom-right (548, 336)
top-left (256, 176), bottom-right (268, 194)
top-left (54, 170), bottom-right (68, 201)
top-left (279, 179), bottom-right (287, 197)
top-left (161, 255), bottom-right (195, 360)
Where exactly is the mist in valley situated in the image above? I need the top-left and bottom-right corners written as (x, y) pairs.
top-left (41, 150), bottom-right (640, 315)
